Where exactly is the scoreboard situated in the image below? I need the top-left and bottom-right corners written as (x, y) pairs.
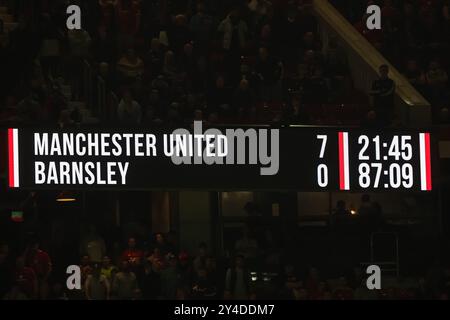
top-left (6, 126), bottom-right (436, 192)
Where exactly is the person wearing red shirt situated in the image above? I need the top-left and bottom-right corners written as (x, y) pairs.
top-left (14, 256), bottom-right (37, 299)
top-left (121, 237), bottom-right (144, 270)
top-left (24, 239), bottom-right (52, 300)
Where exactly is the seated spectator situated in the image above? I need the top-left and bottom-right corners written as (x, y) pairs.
top-left (193, 242), bottom-right (208, 273)
top-left (162, 50), bottom-right (181, 81)
top-left (283, 95), bottom-right (310, 124)
top-left (233, 78), bottom-right (255, 120)
top-left (80, 225), bottom-right (106, 264)
top-left (218, 9), bottom-right (249, 53)
top-left (121, 237), bottom-right (144, 270)
top-left (147, 246), bottom-right (164, 268)
top-left (85, 264), bottom-right (111, 300)
top-left (116, 0), bottom-right (141, 48)
top-left (144, 38), bottom-right (164, 81)
top-left (160, 253), bottom-right (179, 299)
top-left (117, 48), bottom-right (144, 83)
top-left (79, 255), bottom-right (93, 290)
top-left (423, 61), bottom-right (448, 105)
top-left (113, 261), bottom-right (138, 300)
top-left (189, 2), bottom-right (215, 53)
top-left (101, 256), bottom-right (117, 282)
top-left (168, 14), bottom-right (191, 56)
top-left (207, 75), bottom-right (232, 115)
top-left (117, 90), bottom-right (142, 125)
top-left (403, 59), bottom-right (424, 90)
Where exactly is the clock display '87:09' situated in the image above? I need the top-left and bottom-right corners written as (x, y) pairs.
top-left (358, 135), bottom-right (418, 190)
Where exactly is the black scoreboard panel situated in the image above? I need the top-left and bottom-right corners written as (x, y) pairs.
top-left (6, 127), bottom-right (436, 192)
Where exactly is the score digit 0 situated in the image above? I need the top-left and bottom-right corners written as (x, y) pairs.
top-left (317, 135), bottom-right (328, 188)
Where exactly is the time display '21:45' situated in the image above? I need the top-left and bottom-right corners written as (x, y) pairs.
top-left (358, 135), bottom-right (413, 189)
top-left (355, 134), bottom-right (432, 191)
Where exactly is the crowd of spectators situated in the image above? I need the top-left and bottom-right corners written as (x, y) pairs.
top-left (0, 0), bottom-right (372, 129)
top-left (2, 223), bottom-right (450, 300)
top-left (332, 0), bottom-right (450, 124)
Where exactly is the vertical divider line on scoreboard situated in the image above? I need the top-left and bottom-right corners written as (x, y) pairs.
top-left (338, 132), bottom-right (350, 191)
top-left (419, 133), bottom-right (432, 191)
top-left (8, 128), bottom-right (20, 188)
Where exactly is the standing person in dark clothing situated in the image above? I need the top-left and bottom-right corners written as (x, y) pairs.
top-left (371, 64), bottom-right (395, 126)
top-left (224, 255), bottom-right (251, 300)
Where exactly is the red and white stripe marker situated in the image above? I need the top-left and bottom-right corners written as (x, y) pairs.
top-left (8, 128), bottom-right (20, 188)
top-left (339, 132), bottom-right (350, 191)
top-left (419, 133), bottom-right (432, 191)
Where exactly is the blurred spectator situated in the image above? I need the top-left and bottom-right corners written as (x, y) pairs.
top-left (189, 2), bottom-right (216, 53)
top-left (160, 253), bottom-right (179, 299)
top-left (23, 238), bottom-right (51, 300)
top-left (101, 256), bottom-right (117, 282)
top-left (371, 65), bottom-right (395, 126)
top-left (225, 255), bottom-right (251, 300)
top-left (423, 61), bottom-right (448, 105)
top-left (235, 227), bottom-right (260, 263)
top-left (117, 48), bottom-right (144, 83)
top-left (14, 256), bottom-right (37, 299)
top-left (121, 237), bottom-right (144, 269)
top-left (255, 47), bottom-right (282, 102)
top-left (113, 260), bottom-right (138, 300)
top-left (117, 90), bottom-right (142, 125)
top-left (80, 225), bottom-right (106, 264)
top-left (85, 264), bottom-right (111, 300)
top-left (281, 264), bottom-right (302, 299)
top-left (218, 9), bottom-right (249, 52)
top-left (193, 242), bottom-right (209, 273)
